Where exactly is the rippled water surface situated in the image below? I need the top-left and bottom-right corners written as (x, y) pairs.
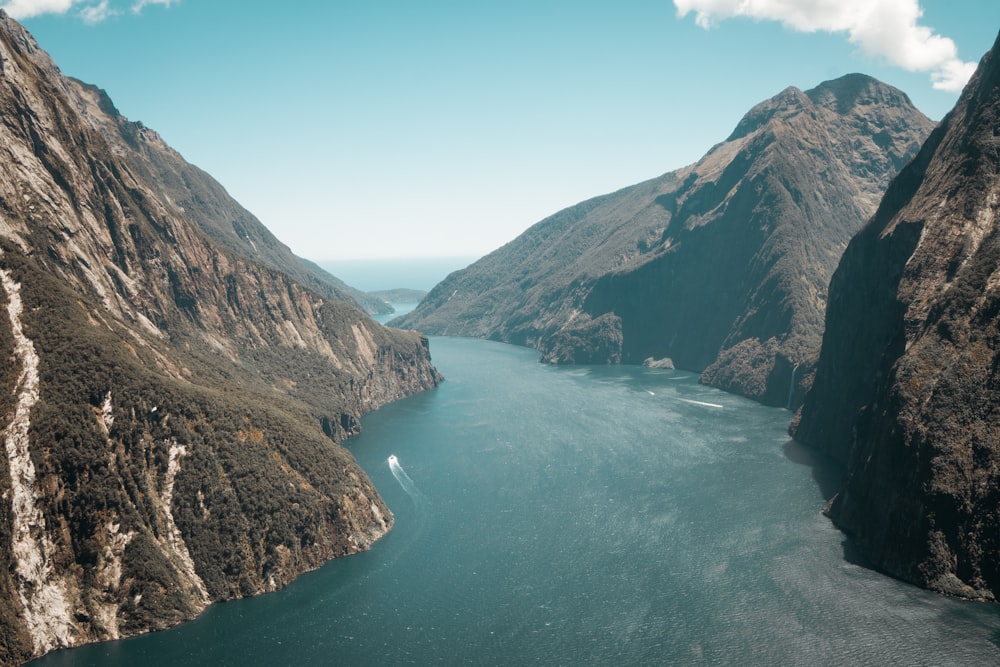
top-left (33, 337), bottom-right (1000, 666)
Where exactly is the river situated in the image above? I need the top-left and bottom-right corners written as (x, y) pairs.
top-left (32, 336), bottom-right (1000, 666)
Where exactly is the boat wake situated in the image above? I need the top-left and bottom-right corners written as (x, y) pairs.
top-left (676, 397), bottom-right (724, 409)
top-left (387, 455), bottom-right (427, 505)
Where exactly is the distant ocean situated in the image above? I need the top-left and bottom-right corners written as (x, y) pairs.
top-left (316, 256), bottom-right (479, 293)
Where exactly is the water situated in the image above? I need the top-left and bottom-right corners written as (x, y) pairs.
top-left (33, 337), bottom-right (1000, 666)
top-left (316, 256), bottom-right (477, 292)
top-left (373, 302), bottom-right (417, 324)
top-left (386, 454), bottom-right (427, 505)
top-left (786, 363), bottom-right (799, 410)
top-left (316, 255), bottom-right (475, 323)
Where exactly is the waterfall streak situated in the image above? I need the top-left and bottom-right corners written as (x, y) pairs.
top-left (787, 363), bottom-right (800, 410)
top-left (160, 442), bottom-right (210, 604)
top-left (1, 266), bottom-right (76, 653)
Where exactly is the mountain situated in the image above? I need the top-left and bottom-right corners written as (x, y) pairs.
top-left (0, 12), bottom-right (441, 664)
top-left (393, 74), bottom-right (934, 407)
top-left (66, 77), bottom-right (391, 317)
top-left (791, 31), bottom-right (1000, 600)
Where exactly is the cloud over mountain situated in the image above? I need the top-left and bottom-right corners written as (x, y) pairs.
top-left (674, 0), bottom-right (977, 92)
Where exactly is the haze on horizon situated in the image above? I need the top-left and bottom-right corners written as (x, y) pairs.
top-left (10, 0), bottom-right (1000, 261)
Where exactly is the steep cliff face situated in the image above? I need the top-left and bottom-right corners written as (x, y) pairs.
top-left (394, 75), bottom-right (933, 407)
top-left (64, 77), bottom-right (392, 316)
top-left (793, 31), bottom-right (1000, 600)
top-left (0, 13), bottom-right (440, 664)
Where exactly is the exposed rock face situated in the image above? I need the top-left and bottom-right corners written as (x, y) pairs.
top-left (65, 77), bottom-right (391, 316)
top-left (394, 74), bottom-right (933, 407)
top-left (792, 31), bottom-right (1000, 600)
top-left (0, 13), bottom-right (441, 664)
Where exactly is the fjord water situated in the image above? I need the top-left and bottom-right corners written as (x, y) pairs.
top-left (317, 256), bottom-right (477, 292)
top-left (35, 337), bottom-right (1000, 666)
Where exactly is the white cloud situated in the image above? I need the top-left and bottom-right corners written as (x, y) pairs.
top-left (131, 0), bottom-right (172, 14)
top-left (673, 0), bottom-right (977, 92)
top-left (80, 0), bottom-right (116, 24)
top-left (1, 0), bottom-right (78, 20)
top-left (0, 0), bottom-right (175, 22)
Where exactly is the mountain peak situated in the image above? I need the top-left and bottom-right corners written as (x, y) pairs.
top-left (395, 71), bottom-right (934, 410)
top-left (724, 85), bottom-right (808, 142)
top-left (806, 73), bottom-right (915, 115)
top-left (726, 73), bottom-right (918, 143)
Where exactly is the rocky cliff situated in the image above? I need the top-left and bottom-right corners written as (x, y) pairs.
top-left (393, 75), bottom-right (934, 407)
top-left (0, 13), bottom-right (441, 664)
top-left (67, 75), bottom-right (389, 317)
top-left (792, 31), bottom-right (1000, 600)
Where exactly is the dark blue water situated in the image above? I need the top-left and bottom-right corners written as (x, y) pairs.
top-left (33, 337), bottom-right (1000, 666)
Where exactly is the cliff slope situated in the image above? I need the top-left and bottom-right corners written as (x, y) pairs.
top-left (0, 13), bottom-right (440, 664)
top-left (65, 78), bottom-right (390, 316)
top-left (394, 75), bottom-right (933, 407)
top-left (792, 31), bottom-right (1000, 600)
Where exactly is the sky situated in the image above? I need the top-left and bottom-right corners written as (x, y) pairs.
top-left (8, 1), bottom-right (1000, 261)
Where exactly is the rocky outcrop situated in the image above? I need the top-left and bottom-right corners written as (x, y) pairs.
top-left (792, 31), bottom-right (1000, 600)
top-left (394, 74), bottom-right (933, 407)
top-left (0, 12), bottom-right (440, 664)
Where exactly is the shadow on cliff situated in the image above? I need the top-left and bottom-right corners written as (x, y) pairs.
top-left (782, 439), bottom-right (844, 501)
top-left (782, 439), bottom-right (880, 572)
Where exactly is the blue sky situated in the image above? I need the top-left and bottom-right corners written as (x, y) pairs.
top-left (10, 1), bottom-right (1000, 260)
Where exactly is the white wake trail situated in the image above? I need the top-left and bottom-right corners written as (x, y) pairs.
top-left (676, 397), bottom-right (724, 409)
top-left (387, 455), bottom-right (427, 504)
